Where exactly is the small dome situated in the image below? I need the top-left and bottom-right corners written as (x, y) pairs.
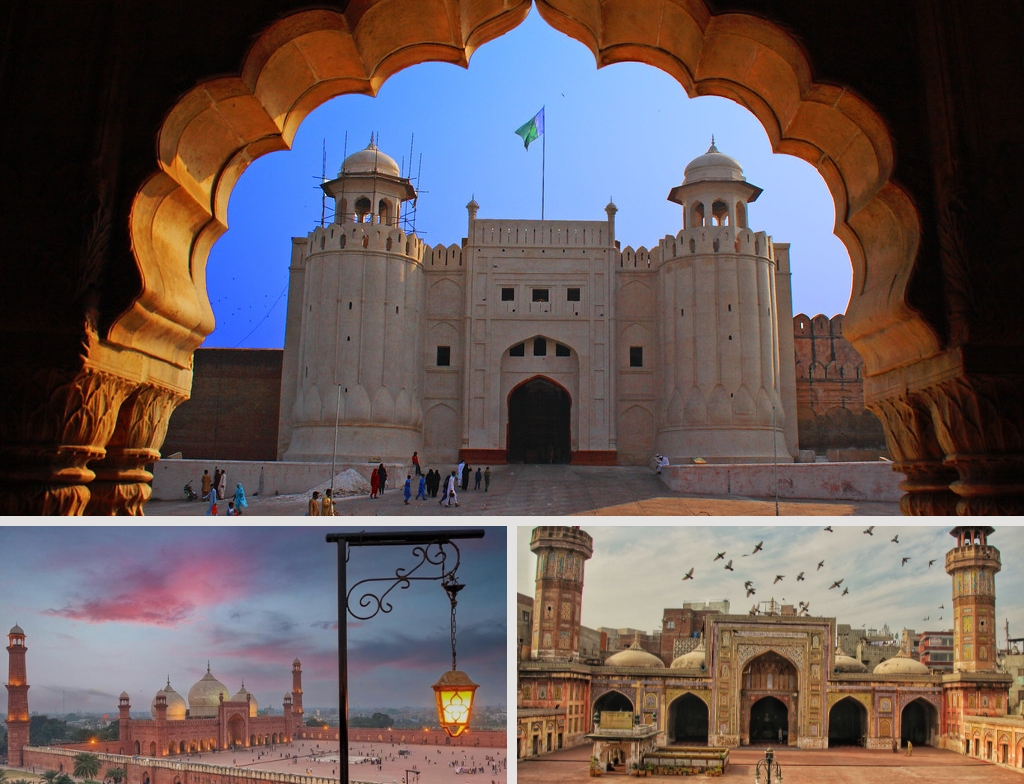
top-left (293, 658), bottom-right (301, 667)
top-left (232, 683), bottom-right (259, 717)
top-left (605, 639), bottom-right (665, 668)
top-left (683, 138), bottom-right (745, 183)
top-left (9, 624), bottom-right (24, 635)
top-left (120, 691), bottom-right (130, 700)
top-left (873, 654), bottom-right (930, 675)
top-left (152, 679), bottom-right (188, 720)
top-left (670, 638), bottom-right (706, 670)
top-left (341, 139), bottom-right (400, 178)
top-left (833, 645), bottom-right (867, 674)
top-left (188, 665), bottom-right (231, 717)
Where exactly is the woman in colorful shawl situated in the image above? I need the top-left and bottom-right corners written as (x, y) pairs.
top-left (370, 467), bottom-right (379, 499)
top-left (233, 483), bottom-right (248, 514)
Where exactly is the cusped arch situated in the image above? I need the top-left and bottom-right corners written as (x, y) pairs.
top-left (127, 0), bottom-right (931, 388)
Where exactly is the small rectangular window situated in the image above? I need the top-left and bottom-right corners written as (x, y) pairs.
top-left (501, 287), bottom-right (515, 301)
top-left (436, 346), bottom-right (451, 366)
top-left (509, 343), bottom-right (525, 357)
top-left (567, 287), bottom-right (581, 302)
top-left (555, 343), bottom-right (570, 357)
top-left (629, 346), bottom-right (643, 367)
top-left (534, 337), bottom-right (547, 356)
top-left (532, 288), bottom-right (549, 302)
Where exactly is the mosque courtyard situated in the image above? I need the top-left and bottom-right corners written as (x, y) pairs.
top-left (516, 743), bottom-right (1022, 783)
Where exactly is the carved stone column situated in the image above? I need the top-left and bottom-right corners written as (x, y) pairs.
top-left (0, 368), bottom-right (134, 515)
top-left (86, 384), bottom-right (187, 515)
top-left (871, 394), bottom-right (960, 516)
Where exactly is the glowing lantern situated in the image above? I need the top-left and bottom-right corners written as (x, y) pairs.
top-left (433, 669), bottom-right (479, 737)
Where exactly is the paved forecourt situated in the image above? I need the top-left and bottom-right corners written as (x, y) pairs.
top-left (146, 464), bottom-right (899, 517)
top-left (516, 744), bottom-right (1021, 783)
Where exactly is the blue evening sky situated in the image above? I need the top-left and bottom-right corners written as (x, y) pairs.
top-left (203, 7), bottom-right (852, 349)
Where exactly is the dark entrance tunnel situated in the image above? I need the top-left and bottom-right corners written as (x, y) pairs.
top-left (508, 377), bottom-right (570, 463)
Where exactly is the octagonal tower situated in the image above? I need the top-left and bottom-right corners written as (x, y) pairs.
top-left (5, 625), bottom-right (30, 766)
top-left (946, 526), bottom-right (1000, 672)
top-left (530, 526), bottom-right (593, 661)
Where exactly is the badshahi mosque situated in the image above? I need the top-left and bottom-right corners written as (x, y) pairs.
top-left (516, 525), bottom-right (1024, 769)
top-left (274, 139), bottom-right (799, 467)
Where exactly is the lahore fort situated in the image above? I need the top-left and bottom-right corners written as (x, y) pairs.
top-left (516, 525), bottom-right (1024, 773)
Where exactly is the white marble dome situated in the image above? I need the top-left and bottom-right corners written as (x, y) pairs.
top-left (151, 679), bottom-right (187, 720)
top-left (341, 140), bottom-right (400, 177)
top-left (670, 639), bottom-right (706, 670)
top-left (833, 645), bottom-right (868, 673)
top-left (232, 682), bottom-right (259, 717)
top-left (873, 654), bottom-right (930, 675)
top-left (188, 665), bottom-right (231, 717)
top-left (683, 139), bottom-right (745, 183)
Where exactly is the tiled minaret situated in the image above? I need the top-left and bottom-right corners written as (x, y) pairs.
top-left (530, 526), bottom-right (593, 661)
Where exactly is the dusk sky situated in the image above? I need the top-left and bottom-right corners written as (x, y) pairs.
top-left (0, 525), bottom-right (506, 718)
top-left (203, 6), bottom-right (852, 350)
top-left (517, 524), bottom-right (1024, 646)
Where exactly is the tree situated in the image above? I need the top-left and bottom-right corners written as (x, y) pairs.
top-left (104, 769), bottom-right (126, 784)
top-left (0, 770), bottom-right (8, 784)
top-left (73, 753), bottom-right (101, 780)
top-left (55, 774), bottom-right (75, 784)
top-left (41, 771), bottom-right (60, 784)
top-left (349, 712), bottom-right (394, 728)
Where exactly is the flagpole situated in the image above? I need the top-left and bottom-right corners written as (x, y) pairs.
top-left (541, 105), bottom-right (546, 220)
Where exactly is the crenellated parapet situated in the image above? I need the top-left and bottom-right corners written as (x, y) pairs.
top-left (658, 226), bottom-right (774, 263)
top-left (470, 219), bottom-right (612, 248)
top-left (305, 222), bottom-right (424, 261)
top-left (617, 246), bottom-right (654, 270)
top-left (423, 243), bottom-right (464, 269)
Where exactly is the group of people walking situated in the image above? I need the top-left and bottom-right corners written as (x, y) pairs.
top-left (202, 466), bottom-right (248, 515)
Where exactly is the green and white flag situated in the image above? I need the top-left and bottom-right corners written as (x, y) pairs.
top-left (515, 107), bottom-right (545, 150)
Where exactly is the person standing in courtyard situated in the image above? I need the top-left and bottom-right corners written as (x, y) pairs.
top-left (416, 472), bottom-right (427, 500)
top-left (484, 466), bottom-right (491, 492)
top-left (378, 462), bottom-right (388, 493)
top-left (474, 466), bottom-right (482, 490)
top-left (456, 459), bottom-right (465, 488)
top-left (201, 469), bottom-right (213, 500)
top-left (403, 475), bottom-right (412, 505)
top-left (205, 485), bottom-right (219, 515)
top-left (217, 468), bottom-right (227, 500)
top-left (461, 463), bottom-right (471, 491)
top-left (233, 482), bottom-right (248, 514)
top-left (370, 466), bottom-right (379, 498)
top-left (308, 491), bottom-right (321, 516)
top-left (447, 470), bottom-right (459, 507)
top-left (412, 451), bottom-right (422, 476)
top-left (321, 488), bottom-right (334, 516)
top-left (906, 741), bottom-right (912, 756)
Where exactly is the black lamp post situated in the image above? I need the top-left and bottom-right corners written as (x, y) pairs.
top-left (753, 747), bottom-right (783, 784)
top-left (325, 528), bottom-right (485, 784)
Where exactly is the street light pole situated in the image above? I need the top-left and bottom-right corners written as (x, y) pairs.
top-left (326, 529), bottom-right (486, 784)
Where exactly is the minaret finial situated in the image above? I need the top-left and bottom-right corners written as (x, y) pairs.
top-left (207, 660), bottom-right (211, 673)
top-left (708, 135), bottom-right (719, 153)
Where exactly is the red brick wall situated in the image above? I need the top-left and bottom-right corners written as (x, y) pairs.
top-left (162, 349), bottom-right (283, 461)
top-left (793, 314), bottom-right (887, 455)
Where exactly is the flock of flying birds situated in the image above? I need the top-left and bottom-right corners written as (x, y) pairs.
top-left (680, 526), bottom-right (946, 622)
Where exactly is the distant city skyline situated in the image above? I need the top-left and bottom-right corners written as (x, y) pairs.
top-left (203, 6), bottom-right (853, 350)
top-left (517, 524), bottom-right (1024, 646)
top-left (0, 526), bottom-right (505, 717)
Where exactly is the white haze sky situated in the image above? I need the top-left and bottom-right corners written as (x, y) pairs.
top-left (517, 523), bottom-right (1024, 642)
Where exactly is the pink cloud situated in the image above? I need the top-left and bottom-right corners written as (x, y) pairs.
top-left (44, 550), bottom-right (258, 627)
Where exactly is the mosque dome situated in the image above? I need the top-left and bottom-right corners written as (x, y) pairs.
top-left (670, 639), bottom-right (706, 670)
top-left (340, 140), bottom-right (401, 178)
top-left (9, 624), bottom-right (24, 635)
top-left (833, 646), bottom-right (868, 674)
top-left (232, 683), bottom-right (259, 717)
top-left (151, 679), bottom-right (188, 720)
top-left (120, 691), bottom-right (130, 700)
top-left (683, 138), bottom-right (745, 183)
top-left (188, 665), bottom-right (231, 717)
top-left (873, 653), bottom-right (930, 675)
top-left (605, 639), bottom-right (665, 668)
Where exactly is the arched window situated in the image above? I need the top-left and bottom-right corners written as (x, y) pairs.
top-left (691, 202), bottom-right (705, 228)
top-left (736, 202), bottom-right (747, 228)
top-left (712, 199), bottom-right (729, 226)
top-left (355, 196), bottom-right (371, 222)
top-left (378, 199), bottom-right (390, 226)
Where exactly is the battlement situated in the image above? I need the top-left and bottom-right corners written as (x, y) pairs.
top-left (423, 243), bottom-right (463, 268)
top-left (618, 245), bottom-right (654, 270)
top-left (658, 226), bottom-right (773, 261)
top-left (306, 223), bottom-right (423, 261)
top-left (470, 219), bottom-right (611, 248)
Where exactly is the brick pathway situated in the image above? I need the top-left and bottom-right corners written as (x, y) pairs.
top-left (147, 465), bottom-right (899, 517)
top-left (516, 744), bottom-right (1024, 783)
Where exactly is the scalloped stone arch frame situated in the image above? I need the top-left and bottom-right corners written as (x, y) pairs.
top-left (123, 0), bottom-right (933, 511)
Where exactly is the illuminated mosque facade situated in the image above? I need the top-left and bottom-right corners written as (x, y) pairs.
top-left (517, 525), bottom-right (1024, 769)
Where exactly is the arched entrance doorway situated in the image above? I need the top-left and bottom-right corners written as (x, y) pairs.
top-left (742, 651), bottom-right (797, 745)
top-left (507, 377), bottom-right (571, 463)
top-left (227, 714), bottom-right (246, 746)
top-left (668, 693), bottom-right (709, 745)
top-left (750, 697), bottom-right (788, 744)
top-left (828, 698), bottom-right (867, 747)
top-left (593, 690), bottom-right (634, 716)
top-left (901, 698), bottom-right (938, 747)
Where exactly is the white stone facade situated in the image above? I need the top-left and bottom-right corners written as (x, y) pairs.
top-left (278, 140), bottom-right (797, 466)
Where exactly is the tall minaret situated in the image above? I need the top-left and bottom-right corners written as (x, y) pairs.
top-left (291, 658), bottom-right (304, 733)
top-left (5, 624), bottom-right (30, 766)
top-left (530, 526), bottom-right (593, 661)
top-left (946, 526), bottom-right (1000, 672)
top-left (279, 139), bottom-right (425, 463)
top-left (655, 140), bottom-right (796, 463)
top-left (942, 526), bottom-right (1012, 751)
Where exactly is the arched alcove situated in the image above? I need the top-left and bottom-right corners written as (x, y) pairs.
top-left (828, 697), bottom-right (867, 747)
top-left (668, 693), bottom-right (709, 745)
top-left (507, 376), bottom-right (571, 463)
